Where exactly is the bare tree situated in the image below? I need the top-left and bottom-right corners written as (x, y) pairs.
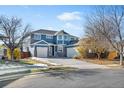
top-left (79, 37), bottom-right (108, 59)
top-left (84, 6), bottom-right (124, 65)
top-left (0, 16), bottom-right (31, 61)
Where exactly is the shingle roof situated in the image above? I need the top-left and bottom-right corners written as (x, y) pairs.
top-left (31, 29), bottom-right (78, 38)
top-left (32, 29), bottom-right (57, 35)
top-left (54, 30), bottom-right (69, 35)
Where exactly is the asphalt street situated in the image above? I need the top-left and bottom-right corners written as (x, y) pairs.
top-left (2, 58), bottom-right (124, 88)
top-left (4, 68), bottom-right (124, 88)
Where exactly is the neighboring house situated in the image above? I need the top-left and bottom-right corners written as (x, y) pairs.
top-left (23, 29), bottom-right (79, 58)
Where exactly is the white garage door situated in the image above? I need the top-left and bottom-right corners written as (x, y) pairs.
top-left (37, 47), bottom-right (48, 58)
top-left (67, 47), bottom-right (78, 58)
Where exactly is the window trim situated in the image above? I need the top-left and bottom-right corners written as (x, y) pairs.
top-left (58, 35), bottom-right (62, 40)
top-left (33, 34), bottom-right (41, 40)
top-left (46, 35), bottom-right (53, 39)
top-left (57, 41), bottom-right (63, 44)
top-left (57, 45), bottom-right (63, 52)
top-left (64, 35), bottom-right (68, 40)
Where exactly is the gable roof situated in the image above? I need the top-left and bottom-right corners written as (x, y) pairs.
top-left (36, 40), bottom-right (48, 45)
top-left (31, 29), bottom-right (79, 40)
top-left (54, 30), bottom-right (69, 35)
top-left (31, 40), bottom-right (55, 45)
top-left (32, 29), bottom-right (57, 35)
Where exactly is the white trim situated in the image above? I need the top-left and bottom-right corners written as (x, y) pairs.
top-left (57, 45), bottom-right (63, 52)
top-left (64, 35), bottom-right (68, 41)
top-left (46, 35), bottom-right (53, 39)
top-left (33, 33), bottom-right (54, 36)
top-left (31, 40), bottom-right (49, 45)
top-left (30, 44), bottom-right (48, 46)
top-left (30, 40), bottom-right (55, 46)
top-left (33, 33), bottom-right (41, 40)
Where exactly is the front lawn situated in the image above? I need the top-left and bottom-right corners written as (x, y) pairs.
top-left (20, 58), bottom-right (55, 66)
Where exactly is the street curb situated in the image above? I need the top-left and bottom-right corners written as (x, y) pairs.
top-left (0, 65), bottom-right (76, 82)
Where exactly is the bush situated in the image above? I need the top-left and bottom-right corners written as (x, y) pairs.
top-left (77, 46), bottom-right (109, 59)
top-left (7, 48), bottom-right (21, 60)
top-left (77, 47), bottom-right (89, 58)
top-left (86, 53), bottom-right (97, 58)
top-left (73, 56), bottom-right (82, 59)
top-left (100, 51), bottom-right (109, 58)
top-left (14, 48), bottom-right (21, 60)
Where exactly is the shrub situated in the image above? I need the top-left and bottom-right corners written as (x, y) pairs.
top-left (108, 51), bottom-right (118, 60)
top-left (77, 47), bottom-right (89, 58)
top-left (7, 48), bottom-right (11, 60)
top-left (7, 48), bottom-right (21, 60)
top-left (77, 46), bottom-right (109, 59)
top-left (14, 48), bottom-right (21, 60)
top-left (100, 50), bottom-right (109, 58)
top-left (73, 56), bottom-right (82, 59)
top-left (86, 53), bottom-right (97, 58)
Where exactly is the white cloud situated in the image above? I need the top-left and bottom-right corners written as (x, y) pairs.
top-left (57, 11), bottom-right (82, 21)
top-left (64, 22), bottom-right (82, 30)
top-left (63, 22), bottom-right (84, 37)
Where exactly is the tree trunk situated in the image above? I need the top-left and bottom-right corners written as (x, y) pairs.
top-left (10, 49), bottom-right (14, 62)
top-left (119, 46), bottom-right (123, 66)
top-left (120, 53), bottom-right (123, 65)
top-left (97, 53), bottom-right (100, 60)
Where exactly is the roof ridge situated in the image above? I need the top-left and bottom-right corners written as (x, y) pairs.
top-left (33, 29), bottom-right (58, 32)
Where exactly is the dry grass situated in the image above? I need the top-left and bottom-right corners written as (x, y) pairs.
top-left (20, 58), bottom-right (55, 66)
top-left (81, 58), bottom-right (119, 65)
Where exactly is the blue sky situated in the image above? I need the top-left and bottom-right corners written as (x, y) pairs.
top-left (0, 5), bottom-right (97, 37)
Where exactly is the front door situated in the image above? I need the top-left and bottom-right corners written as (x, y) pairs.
top-left (57, 45), bottom-right (64, 57)
top-left (48, 46), bottom-right (54, 57)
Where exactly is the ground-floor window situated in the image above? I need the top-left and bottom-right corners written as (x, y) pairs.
top-left (57, 46), bottom-right (63, 52)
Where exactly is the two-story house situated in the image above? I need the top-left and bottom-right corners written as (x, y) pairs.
top-left (23, 29), bottom-right (79, 58)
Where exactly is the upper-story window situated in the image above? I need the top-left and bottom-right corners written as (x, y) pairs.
top-left (70, 37), bottom-right (74, 40)
top-left (58, 35), bottom-right (62, 39)
top-left (46, 35), bottom-right (53, 39)
top-left (64, 35), bottom-right (68, 40)
top-left (33, 34), bottom-right (41, 40)
top-left (58, 41), bottom-right (63, 44)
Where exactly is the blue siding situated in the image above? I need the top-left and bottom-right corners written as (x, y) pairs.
top-left (64, 41), bottom-right (69, 45)
top-left (31, 33), bottom-right (78, 45)
top-left (41, 35), bottom-right (46, 40)
top-left (31, 34), bottom-right (34, 38)
top-left (41, 34), bottom-right (54, 44)
top-left (53, 36), bottom-right (57, 44)
top-left (57, 40), bottom-right (63, 44)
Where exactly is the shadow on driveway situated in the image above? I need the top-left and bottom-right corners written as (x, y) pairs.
top-left (43, 69), bottom-right (101, 80)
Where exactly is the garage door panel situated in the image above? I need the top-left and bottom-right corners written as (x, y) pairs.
top-left (37, 47), bottom-right (48, 58)
top-left (67, 47), bottom-right (78, 58)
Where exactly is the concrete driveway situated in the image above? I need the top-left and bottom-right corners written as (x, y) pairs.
top-left (33, 58), bottom-right (108, 69)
